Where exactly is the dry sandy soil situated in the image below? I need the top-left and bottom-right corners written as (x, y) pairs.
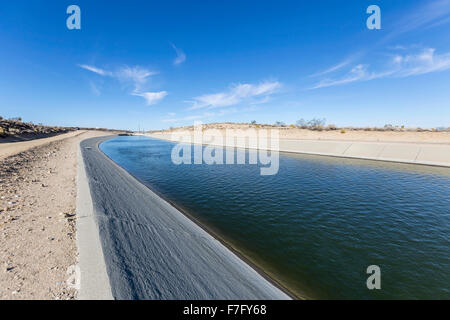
top-left (0, 130), bottom-right (109, 300)
top-left (153, 123), bottom-right (450, 144)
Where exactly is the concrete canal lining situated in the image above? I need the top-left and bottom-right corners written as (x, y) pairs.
top-left (146, 133), bottom-right (450, 167)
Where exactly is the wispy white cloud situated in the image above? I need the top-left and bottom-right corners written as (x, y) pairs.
top-left (309, 49), bottom-right (369, 78)
top-left (310, 60), bottom-right (352, 77)
top-left (310, 1), bottom-right (450, 90)
top-left (310, 65), bottom-right (393, 89)
top-left (78, 64), bottom-right (111, 76)
top-left (78, 64), bottom-right (157, 87)
top-left (78, 64), bottom-right (166, 105)
top-left (115, 66), bottom-right (158, 90)
top-left (310, 48), bottom-right (450, 89)
top-left (249, 96), bottom-right (271, 105)
top-left (89, 81), bottom-right (101, 96)
top-left (171, 43), bottom-right (186, 65)
top-left (132, 91), bottom-right (168, 105)
top-left (393, 48), bottom-right (450, 77)
top-left (383, 0), bottom-right (450, 43)
top-left (189, 81), bottom-right (281, 110)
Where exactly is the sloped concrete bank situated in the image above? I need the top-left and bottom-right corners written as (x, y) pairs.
top-left (146, 133), bottom-right (450, 167)
top-left (77, 135), bottom-right (291, 300)
top-left (76, 145), bottom-right (113, 300)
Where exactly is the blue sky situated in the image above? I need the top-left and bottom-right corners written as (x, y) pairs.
top-left (0, 0), bottom-right (449, 130)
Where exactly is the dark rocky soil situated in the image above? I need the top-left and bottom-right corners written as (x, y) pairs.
top-left (0, 118), bottom-right (77, 141)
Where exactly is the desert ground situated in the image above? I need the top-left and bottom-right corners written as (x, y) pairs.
top-left (151, 123), bottom-right (450, 144)
top-left (0, 130), bottom-right (109, 300)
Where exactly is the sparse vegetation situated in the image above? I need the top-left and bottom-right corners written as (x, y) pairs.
top-left (296, 119), bottom-right (307, 128)
top-left (308, 118), bottom-right (327, 129)
top-left (151, 121), bottom-right (450, 135)
top-left (295, 118), bottom-right (327, 130)
top-left (274, 121), bottom-right (286, 127)
top-left (0, 118), bottom-right (75, 139)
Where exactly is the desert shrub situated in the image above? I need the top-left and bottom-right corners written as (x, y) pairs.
top-left (314, 125), bottom-right (324, 131)
top-left (308, 118), bottom-right (326, 128)
top-left (296, 119), bottom-right (307, 128)
top-left (296, 118), bottom-right (327, 129)
top-left (0, 127), bottom-right (5, 136)
top-left (289, 124), bottom-right (295, 128)
top-left (340, 129), bottom-right (346, 134)
top-left (274, 121), bottom-right (286, 127)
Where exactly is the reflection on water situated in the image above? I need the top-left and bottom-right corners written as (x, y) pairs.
top-left (100, 136), bottom-right (450, 299)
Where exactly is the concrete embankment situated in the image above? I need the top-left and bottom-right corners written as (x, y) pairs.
top-left (77, 136), bottom-right (291, 300)
top-left (76, 144), bottom-right (113, 300)
top-left (146, 133), bottom-right (450, 167)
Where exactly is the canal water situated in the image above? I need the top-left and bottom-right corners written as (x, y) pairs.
top-left (100, 136), bottom-right (450, 299)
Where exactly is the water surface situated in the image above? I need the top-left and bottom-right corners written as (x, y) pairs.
top-left (100, 136), bottom-right (450, 299)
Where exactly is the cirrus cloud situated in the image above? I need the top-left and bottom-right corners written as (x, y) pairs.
top-left (171, 43), bottom-right (186, 66)
top-left (310, 47), bottom-right (450, 89)
top-left (78, 64), bottom-right (166, 105)
top-left (132, 91), bottom-right (168, 105)
top-left (189, 81), bottom-right (281, 110)
top-left (78, 64), bottom-right (112, 76)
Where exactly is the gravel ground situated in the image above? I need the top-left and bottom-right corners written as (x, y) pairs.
top-left (0, 131), bottom-right (107, 300)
